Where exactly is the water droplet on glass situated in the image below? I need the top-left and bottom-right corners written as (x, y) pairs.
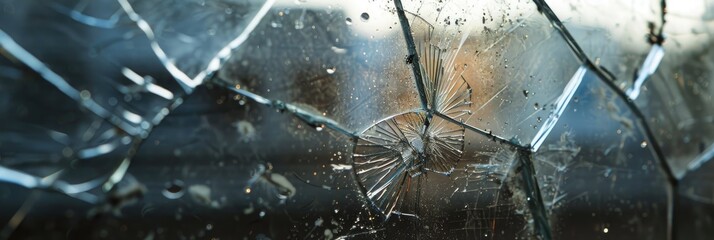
top-left (522, 90), bottom-right (529, 97)
top-left (80, 90), bottom-right (91, 100)
top-left (162, 180), bottom-right (185, 199)
top-left (533, 103), bottom-right (540, 110)
top-left (360, 12), bottom-right (370, 22)
top-left (640, 141), bottom-right (648, 148)
top-left (326, 67), bottom-right (336, 74)
top-left (315, 218), bottom-right (324, 226)
top-left (294, 19), bottom-right (304, 29)
top-left (345, 18), bottom-right (352, 25)
top-left (603, 228), bottom-right (609, 233)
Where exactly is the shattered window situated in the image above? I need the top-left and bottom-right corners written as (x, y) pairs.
top-left (1, 0), bottom-right (713, 239)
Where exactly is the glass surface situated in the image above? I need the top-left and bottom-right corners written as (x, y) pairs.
top-left (0, 0), bottom-right (712, 239)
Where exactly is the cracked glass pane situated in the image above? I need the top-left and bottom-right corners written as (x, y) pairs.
top-left (216, 0), bottom-right (421, 132)
top-left (544, 0), bottom-right (714, 180)
top-left (532, 71), bottom-right (670, 239)
top-left (401, 0), bottom-right (583, 146)
top-left (0, 0), bottom-right (189, 138)
top-left (1, 0), bottom-right (714, 239)
top-left (634, 2), bottom-right (714, 178)
top-left (544, 0), bottom-right (666, 90)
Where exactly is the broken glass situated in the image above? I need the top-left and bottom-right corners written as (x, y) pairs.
top-left (532, 71), bottom-right (670, 239)
top-left (633, 2), bottom-right (714, 179)
top-left (216, 0), bottom-right (421, 132)
top-left (544, 0), bottom-right (666, 90)
top-left (1, 0), bottom-right (713, 239)
top-left (400, 0), bottom-right (583, 145)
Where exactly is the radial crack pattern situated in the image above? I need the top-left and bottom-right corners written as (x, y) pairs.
top-left (352, 111), bottom-right (466, 219)
top-left (417, 38), bottom-right (473, 120)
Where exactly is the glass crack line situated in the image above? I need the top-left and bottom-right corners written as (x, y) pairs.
top-left (117, 0), bottom-right (275, 93)
top-left (351, 111), bottom-right (465, 219)
top-left (2, 1), bottom-right (272, 233)
top-left (388, 6), bottom-right (536, 222)
top-left (3, 135), bottom-right (145, 238)
top-left (0, 30), bottom-right (184, 204)
top-left (49, 1), bottom-right (122, 29)
top-left (433, 111), bottom-right (529, 151)
top-left (0, 191), bottom-right (40, 240)
top-left (334, 228), bottom-right (385, 240)
top-left (417, 30), bottom-right (473, 120)
top-left (348, 30), bottom-right (479, 218)
top-left (101, 137), bottom-right (141, 192)
top-left (530, 1), bottom-right (676, 239)
top-left (469, 149), bottom-right (519, 189)
top-left (517, 150), bottom-right (552, 240)
top-left (214, 80), bottom-right (357, 139)
top-left (396, 13), bottom-right (527, 152)
top-left (100, 94), bottom-right (187, 191)
top-left (533, 0), bottom-right (614, 77)
top-left (0, 29), bottom-right (146, 137)
top-left (531, 0), bottom-right (676, 188)
top-left (477, 16), bottom-right (531, 56)
top-left (120, 67), bottom-right (175, 101)
top-left (656, 0), bottom-right (668, 45)
top-left (0, 166), bottom-right (100, 203)
top-left (0, 28), bottom-right (188, 195)
top-left (686, 143), bottom-right (714, 176)
top-left (93, 0), bottom-right (288, 201)
top-left (0, 135), bottom-right (143, 204)
top-left (394, 0), bottom-right (430, 112)
top-left (98, 92), bottom-right (187, 193)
